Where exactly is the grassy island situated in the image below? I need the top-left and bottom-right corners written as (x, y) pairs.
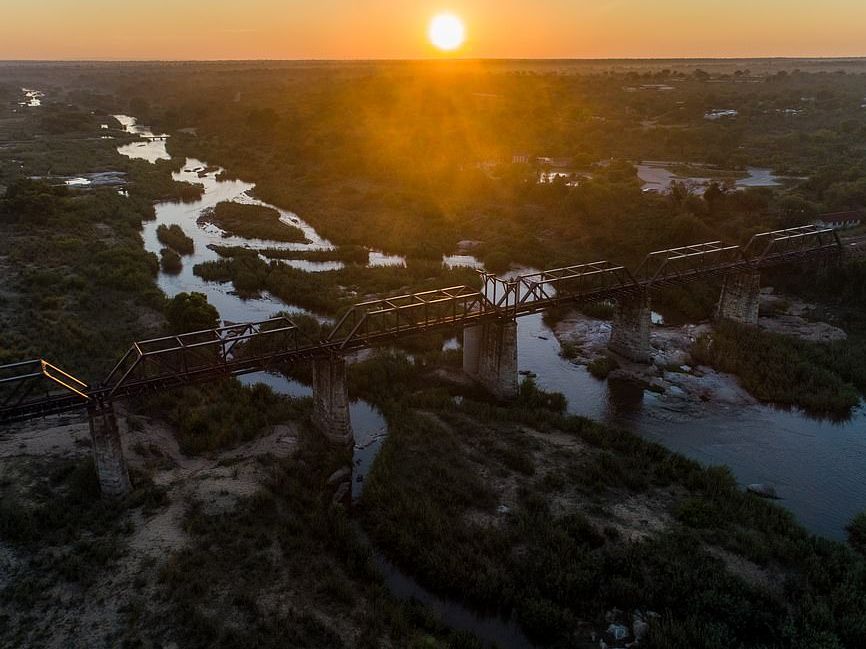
top-left (199, 201), bottom-right (308, 243)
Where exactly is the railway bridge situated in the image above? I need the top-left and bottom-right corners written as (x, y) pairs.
top-left (0, 225), bottom-right (844, 496)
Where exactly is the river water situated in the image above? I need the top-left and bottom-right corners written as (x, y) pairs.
top-left (115, 115), bottom-right (864, 646)
top-left (637, 161), bottom-right (783, 194)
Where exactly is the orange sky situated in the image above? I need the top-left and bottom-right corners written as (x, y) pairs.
top-left (3, 0), bottom-right (866, 60)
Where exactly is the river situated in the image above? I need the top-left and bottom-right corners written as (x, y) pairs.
top-left (637, 161), bottom-right (784, 194)
top-left (115, 114), bottom-right (864, 646)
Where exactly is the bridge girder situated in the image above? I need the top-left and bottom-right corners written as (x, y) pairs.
top-left (0, 226), bottom-right (843, 424)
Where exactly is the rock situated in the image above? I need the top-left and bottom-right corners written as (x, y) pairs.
top-left (747, 483), bottom-right (780, 499)
top-left (326, 467), bottom-right (351, 485)
top-left (667, 385), bottom-right (686, 398)
top-left (331, 482), bottom-right (350, 505)
top-left (680, 365), bottom-right (692, 373)
top-left (633, 619), bottom-right (649, 641)
top-left (606, 623), bottom-right (629, 641)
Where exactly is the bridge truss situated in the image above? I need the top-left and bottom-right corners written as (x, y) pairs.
top-left (0, 225), bottom-right (842, 424)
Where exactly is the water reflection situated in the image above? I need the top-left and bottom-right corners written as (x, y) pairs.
top-left (19, 88), bottom-right (43, 107)
top-left (114, 114), bottom-right (171, 163)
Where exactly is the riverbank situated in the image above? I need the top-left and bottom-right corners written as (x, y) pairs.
top-left (360, 383), bottom-right (866, 649)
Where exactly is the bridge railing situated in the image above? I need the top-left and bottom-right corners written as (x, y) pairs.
top-left (327, 285), bottom-right (492, 349)
top-left (633, 241), bottom-right (744, 285)
top-left (0, 359), bottom-right (90, 420)
top-left (483, 262), bottom-right (639, 316)
top-left (743, 225), bottom-right (840, 265)
top-left (103, 316), bottom-right (309, 397)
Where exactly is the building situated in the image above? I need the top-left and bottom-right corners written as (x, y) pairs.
top-left (814, 211), bottom-right (862, 230)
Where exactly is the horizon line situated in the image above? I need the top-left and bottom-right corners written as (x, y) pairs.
top-left (3, 55), bottom-right (866, 64)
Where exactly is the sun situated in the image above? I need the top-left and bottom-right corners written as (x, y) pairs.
top-left (428, 13), bottom-right (466, 52)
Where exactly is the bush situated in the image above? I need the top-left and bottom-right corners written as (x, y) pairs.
top-left (847, 511), bottom-right (866, 555)
top-left (482, 250), bottom-right (511, 274)
top-left (587, 355), bottom-right (619, 379)
top-left (165, 292), bottom-right (219, 333)
top-left (159, 248), bottom-right (182, 274)
top-left (156, 223), bottom-right (194, 255)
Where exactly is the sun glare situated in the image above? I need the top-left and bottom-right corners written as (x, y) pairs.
top-left (429, 13), bottom-right (465, 52)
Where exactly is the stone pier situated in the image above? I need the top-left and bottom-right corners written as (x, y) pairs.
top-left (312, 356), bottom-right (353, 446)
top-left (463, 320), bottom-right (519, 400)
top-left (608, 292), bottom-right (652, 362)
top-left (88, 402), bottom-right (132, 497)
top-left (717, 270), bottom-right (761, 325)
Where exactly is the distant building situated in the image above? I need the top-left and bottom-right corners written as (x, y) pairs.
top-left (814, 211), bottom-right (862, 230)
top-left (512, 153), bottom-right (530, 164)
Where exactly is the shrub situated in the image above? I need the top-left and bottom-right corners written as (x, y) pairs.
top-left (156, 223), bottom-right (194, 255)
top-left (587, 355), bottom-right (619, 379)
top-left (159, 248), bottom-right (182, 274)
top-left (165, 292), bottom-right (219, 333)
top-left (847, 511), bottom-right (866, 555)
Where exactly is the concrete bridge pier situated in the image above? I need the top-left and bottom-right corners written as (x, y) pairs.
top-left (88, 401), bottom-right (132, 498)
top-left (609, 292), bottom-right (652, 362)
top-left (312, 356), bottom-right (353, 447)
top-left (717, 270), bottom-right (761, 325)
top-left (463, 320), bottom-right (519, 400)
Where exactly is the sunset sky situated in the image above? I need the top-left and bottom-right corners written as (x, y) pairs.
top-left (3, 0), bottom-right (866, 60)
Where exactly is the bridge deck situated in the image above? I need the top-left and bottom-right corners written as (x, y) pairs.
top-left (0, 225), bottom-right (843, 423)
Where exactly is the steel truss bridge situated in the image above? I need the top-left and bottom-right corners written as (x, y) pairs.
top-left (0, 225), bottom-right (842, 424)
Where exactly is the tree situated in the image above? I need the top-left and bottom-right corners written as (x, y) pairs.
top-left (165, 292), bottom-right (219, 334)
top-left (847, 511), bottom-right (866, 555)
top-left (703, 182), bottom-right (724, 213)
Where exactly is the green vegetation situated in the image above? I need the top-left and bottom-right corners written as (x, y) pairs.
top-left (142, 380), bottom-right (307, 454)
top-left (260, 245), bottom-right (371, 264)
top-left (587, 354), bottom-right (619, 379)
top-left (0, 177), bottom-right (164, 378)
top-left (200, 201), bottom-right (308, 242)
top-left (117, 59), bottom-right (866, 270)
top-left (207, 244), bottom-right (260, 258)
top-left (156, 223), bottom-right (194, 254)
top-left (194, 255), bottom-right (479, 314)
top-left (164, 291), bottom-right (219, 333)
top-left (156, 425), bottom-right (487, 649)
top-left (691, 321), bottom-right (866, 415)
top-left (360, 383), bottom-right (866, 648)
top-left (159, 247), bottom-right (182, 274)
top-left (210, 244), bottom-right (372, 265)
top-left (848, 512), bottom-right (866, 556)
